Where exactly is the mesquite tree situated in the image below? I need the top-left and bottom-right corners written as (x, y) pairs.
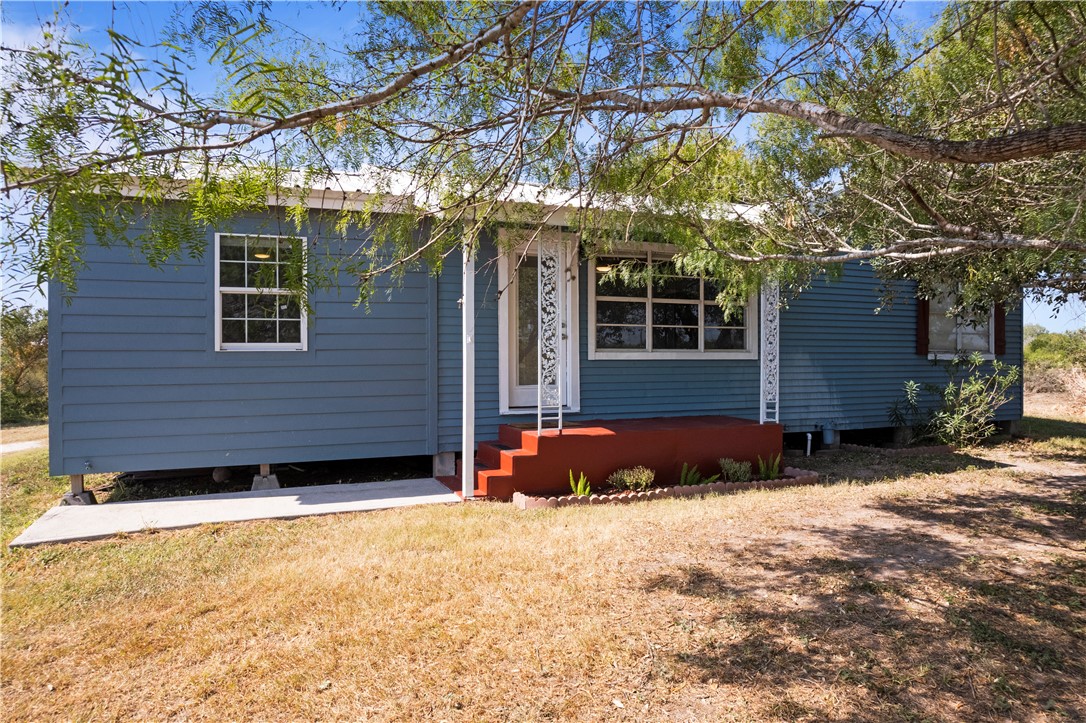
top-left (2, 1), bottom-right (1084, 314)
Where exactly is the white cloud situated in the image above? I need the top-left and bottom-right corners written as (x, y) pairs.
top-left (1, 19), bottom-right (47, 50)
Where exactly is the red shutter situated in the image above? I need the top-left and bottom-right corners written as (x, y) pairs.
top-left (916, 297), bottom-right (929, 355)
top-left (993, 305), bottom-right (1006, 356)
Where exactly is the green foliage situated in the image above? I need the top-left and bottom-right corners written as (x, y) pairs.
top-left (718, 458), bottom-right (752, 484)
top-left (1025, 330), bottom-right (1086, 368)
top-left (891, 354), bottom-right (1021, 447)
top-left (677, 463), bottom-right (720, 487)
top-left (888, 379), bottom-right (932, 442)
top-left (931, 356), bottom-right (1021, 446)
top-left (568, 470), bottom-right (591, 497)
top-left (1023, 324), bottom-right (1047, 348)
top-left (756, 454), bottom-right (782, 481)
top-left (606, 466), bottom-right (655, 492)
top-left (1, 305), bottom-right (48, 423)
top-left (3, 2), bottom-right (1084, 310)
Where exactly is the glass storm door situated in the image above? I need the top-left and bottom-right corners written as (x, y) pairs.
top-left (508, 248), bottom-right (575, 409)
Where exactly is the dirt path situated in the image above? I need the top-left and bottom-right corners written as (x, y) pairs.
top-left (0, 424), bottom-right (48, 452)
top-left (0, 440), bottom-right (45, 455)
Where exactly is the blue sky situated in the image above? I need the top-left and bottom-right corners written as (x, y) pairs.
top-left (2, 1), bottom-right (1082, 332)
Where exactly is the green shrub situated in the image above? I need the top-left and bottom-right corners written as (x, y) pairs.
top-left (678, 463), bottom-right (720, 486)
top-left (756, 454), bottom-right (782, 480)
top-left (606, 466), bottom-right (655, 491)
top-left (931, 355), bottom-right (1020, 446)
top-left (889, 353), bottom-right (1020, 447)
top-left (718, 458), bottom-right (752, 483)
top-left (568, 470), bottom-right (591, 497)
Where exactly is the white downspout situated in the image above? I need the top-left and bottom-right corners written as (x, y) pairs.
top-left (461, 234), bottom-right (476, 499)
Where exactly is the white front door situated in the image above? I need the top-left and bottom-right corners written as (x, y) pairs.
top-left (499, 235), bottom-right (580, 412)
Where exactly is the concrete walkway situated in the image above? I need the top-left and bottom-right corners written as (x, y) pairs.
top-left (10, 477), bottom-right (461, 547)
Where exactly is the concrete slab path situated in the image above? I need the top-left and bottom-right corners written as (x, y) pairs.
top-left (10, 477), bottom-right (461, 547)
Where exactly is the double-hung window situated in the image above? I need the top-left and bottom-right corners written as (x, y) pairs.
top-left (925, 291), bottom-right (996, 358)
top-left (589, 250), bottom-right (756, 360)
top-left (215, 234), bottom-right (307, 351)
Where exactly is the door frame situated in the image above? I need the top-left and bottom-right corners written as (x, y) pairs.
top-left (497, 229), bottom-right (581, 414)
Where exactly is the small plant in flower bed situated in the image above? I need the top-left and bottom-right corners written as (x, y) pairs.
top-left (757, 453), bottom-right (782, 480)
top-left (719, 458), bottom-right (752, 483)
top-left (606, 466), bottom-right (655, 491)
top-left (569, 470), bottom-right (591, 497)
top-left (678, 463), bottom-right (720, 486)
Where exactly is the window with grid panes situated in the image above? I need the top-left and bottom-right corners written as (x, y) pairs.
top-left (216, 234), bottom-right (307, 351)
top-left (590, 252), bottom-right (752, 358)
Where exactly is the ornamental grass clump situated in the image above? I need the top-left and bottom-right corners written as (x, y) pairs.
top-left (719, 458), bottom-right (752, 483)
top-left (757, 453), bottom-right (782, 480)
top-left (606, 466), bottom-right (655, 492)
top-left (568, 470), bottom-right (591, 497)
top-left (678, 463), bottom-right (720, 486)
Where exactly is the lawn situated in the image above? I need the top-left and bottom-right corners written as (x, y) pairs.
top-left (2, 416), bottom-right (1084, 721)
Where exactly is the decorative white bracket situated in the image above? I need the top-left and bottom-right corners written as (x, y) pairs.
top-left (537, 238), bottom-right (563, 432)
top-left (759, 280), bottom-right (780, 425)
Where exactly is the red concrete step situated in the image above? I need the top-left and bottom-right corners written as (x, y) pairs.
top-left (476, 440), bottom-right (511, 469)
top-left (476, 466), bottom-right (516, 500)
top-left (439, 461), bottom-right (501, 498)
top-left (486, 416), bottom-right (783, 500)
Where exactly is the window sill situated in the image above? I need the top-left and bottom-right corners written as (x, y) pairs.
top-left (588, 349), bottom-right (757, 361)
top-left (218, 345), bottom-right (307, 352)
top-left (927, 352), bottom-right (995, 362)
top-left (500, 404), bottom-right (581, 416)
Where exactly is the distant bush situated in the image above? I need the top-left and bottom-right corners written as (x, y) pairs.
top-left (1, 304), bottom-right (48, 423)
top-left (607, 466), bottom-right (655, 491)
top-left (1024, 329), bottom-right (1085, 394)
top-left (1025, 330), bottom-right (1086, 368)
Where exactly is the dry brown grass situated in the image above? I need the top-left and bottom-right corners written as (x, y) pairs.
top-left (3, 421), bottom-right (1084, 721)
top-left (0, 423), bottom-right (48, 446)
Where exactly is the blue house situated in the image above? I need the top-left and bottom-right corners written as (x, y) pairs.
top-left (48, 187), bottom-right (1023, 501)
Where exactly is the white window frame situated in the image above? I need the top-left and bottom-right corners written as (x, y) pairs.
top-left (588, 246), bottom-right (758, 360)
top-left (214, 232), bottom-right (308, 352)
top-left (497, 231), bottom-right (581, 415)
top-left (927, 294), bottom-right (995, 361)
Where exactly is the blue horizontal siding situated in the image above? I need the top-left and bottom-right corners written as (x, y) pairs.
top-left (50, 209), bottom-right (437, 475)
top-left (54, 209), bottom-right (1025, 472)
top-left (778, 264), bottom-right (1024, 432)
top-left (437, 252), bottom-right (1023, 451)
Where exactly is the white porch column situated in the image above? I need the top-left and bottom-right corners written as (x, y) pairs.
top-left (461, 236), bottom-right (476, 498)
top-left (759, 280), bottom-right (780, 424)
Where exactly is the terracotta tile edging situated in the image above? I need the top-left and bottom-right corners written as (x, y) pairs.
top-left (512, 468), bottom-right (821, 510)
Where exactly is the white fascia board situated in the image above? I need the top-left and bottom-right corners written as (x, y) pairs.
top-left (115, 162), bottom-right (767, 221)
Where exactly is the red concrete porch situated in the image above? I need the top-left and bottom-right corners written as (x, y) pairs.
top-left (440, 415), bottom-right (783, 500)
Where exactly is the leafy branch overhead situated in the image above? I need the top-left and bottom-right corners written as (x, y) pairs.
top-left (2, 1), bottom-right (1084, 310)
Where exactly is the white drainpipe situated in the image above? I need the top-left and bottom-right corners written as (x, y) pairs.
top-left (461, 236), bottom-right (475, 499)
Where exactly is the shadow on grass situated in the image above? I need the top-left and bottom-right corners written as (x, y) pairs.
top-left (1015, 416), bottom-right (1086, 463)
top-left (641, 473), bottom-right (1086, 721)
top-left (805, 448), bottom-right (1010, 486)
